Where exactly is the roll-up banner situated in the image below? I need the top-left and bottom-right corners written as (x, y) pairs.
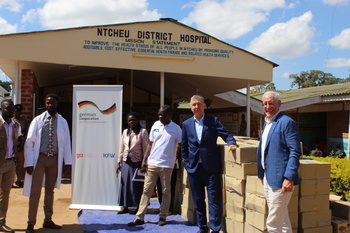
top-left (70, 85), bottom-right (123, 210)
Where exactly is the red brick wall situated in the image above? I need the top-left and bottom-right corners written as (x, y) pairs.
top-left (328, 111), bottom-right (349, 138)
top-left (20, 69), bottom-right (35, 121)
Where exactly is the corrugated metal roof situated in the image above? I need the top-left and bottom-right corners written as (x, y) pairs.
top-left (252, 82), bottom-right (350, 103)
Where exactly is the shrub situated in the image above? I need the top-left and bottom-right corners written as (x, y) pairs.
top-left (305, 156), bottom-right (350, 201)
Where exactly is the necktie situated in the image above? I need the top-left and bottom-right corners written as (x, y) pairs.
top-left (48, 116), bottom-right (54, 156)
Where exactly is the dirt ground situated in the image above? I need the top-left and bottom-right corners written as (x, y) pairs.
top-left (7, 179), bottom-right (83, 233)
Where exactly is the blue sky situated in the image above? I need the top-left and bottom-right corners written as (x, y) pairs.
top-left (0, 0), bottom-right (349, 91)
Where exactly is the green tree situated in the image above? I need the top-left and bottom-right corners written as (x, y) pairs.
top-left (0, 81), bottom-right (12, 92)
top-left (250, 82), bottom-right (276, 94)
top-left (289, 70), bottom-right (341, 89)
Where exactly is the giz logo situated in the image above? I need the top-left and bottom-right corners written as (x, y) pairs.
top-left (76, 153), bottom-right (84, 159)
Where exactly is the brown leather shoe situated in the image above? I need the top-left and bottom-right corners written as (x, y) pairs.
top-left (42, 220), bottom-right (61, 229)
top-left (0, 224), bottom-right (14, 233)
top-left (25, 224), bottom-right (34, 233)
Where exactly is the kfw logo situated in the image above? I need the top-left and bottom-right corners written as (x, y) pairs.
top-left (103, 153), bottom-right (115, 158)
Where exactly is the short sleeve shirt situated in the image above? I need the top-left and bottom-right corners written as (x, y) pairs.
top-left (148, 120), bottom-right (182, 168)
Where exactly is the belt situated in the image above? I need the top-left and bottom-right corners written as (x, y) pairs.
top-left (40, 152), bottom-right (58, 157)
top-left (5, 157), bottom-right (15, 161)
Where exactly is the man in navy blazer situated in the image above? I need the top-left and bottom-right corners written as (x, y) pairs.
top-left (181, 95), bottom-right (238, 233)
top-left (257, 91), bottom-right (301, 232)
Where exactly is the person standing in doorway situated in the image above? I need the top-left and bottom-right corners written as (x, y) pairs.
top-left (23, 93), bottom-right (72, 233)
top-left (257, 91), bottom-right (301, 232)
top-left (13, 104), bottom-right (28, 188)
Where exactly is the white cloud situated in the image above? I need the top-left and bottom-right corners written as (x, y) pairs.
top-left (328, 28), bottom-right (350, 49)
top-left (323, 0), bottom-right (350, 5)
top-left (325, 58), bottom-right (350, 68)
top-left (0, 0), bottom-right (22, 12)
top-left (182, 0), bottom-right (286, 40)
top-left (21, 9), bottom-right (39, 24)
top-left (247, 11), bottom-right (315, 59)
top-left (0, 17), bottom-right (17, 34)
top-left (281, 72), bottom-right (290, 78)
top-left (32, 0), bottom-right (162, 29)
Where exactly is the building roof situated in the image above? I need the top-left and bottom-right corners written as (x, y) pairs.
top-left (216, 82), bottom-right (350, 113)
top-left (0, 18), bottom-right (277, 108)
top-left (252, 82), bottom-right (350, 103)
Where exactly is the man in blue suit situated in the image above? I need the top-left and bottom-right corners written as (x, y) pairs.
top-left (257, 91), bottom-right (301, 232)
top-left (181, 95), bottom-right (238, 233)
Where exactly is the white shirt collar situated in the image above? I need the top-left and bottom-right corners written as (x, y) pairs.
top-left (264, 111), bottom-right (280, 124)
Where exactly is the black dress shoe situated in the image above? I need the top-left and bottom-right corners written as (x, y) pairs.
top-left (0, 224), bottom-right (14, 233)
top-left (15, 180), bottom-right (24, 188)
top-left (117, 207), bottom-right (129, 214)
top-left (127, 218), bottom-right (144, 226)
top-left (26, 224), bottom-right (34, 233)
top-left (158, 218), bottom-right (166, 226)
top-left (42, 220), bottom-right (61, 229)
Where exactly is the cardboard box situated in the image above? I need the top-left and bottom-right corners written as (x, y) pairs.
top-left (298, 209), bottom-right (332, 229)
top-left (223, 145), bottom-right (257, 164)
top-left (245, 175), bottom-right (299, 197)
top-left (245, 193), bottom-right (267, 214)
top-left (332, 216), bottom-right (350, 233)
top-left (225, 218), bottom-right (244, 233)
top-left (299, 195), bottom-right (330, 212)
top-left (299, 225), bottom-right (333, 233)
top-left (299, 179), bottom-right (330, 196)
top-left (225, 203), bottom-right (245, 222)
top-left (224, 161), bottom-right (257, 180)
top-left (182, 169), bottom-right (190, 187)
top-left (331, 201), bottom-right (350, 220)
top-left (289, 212), bottom-right (298, 229)
top-left (288, 195), bottom-right (299, 213)
top-left (226, 190), bottom-right (245, 208)
top-left (225, 175), bottom-right (245, 195)
top-left (180, 206), bottom-right (196, 225)
top-left (244, 223), bottom-right (268, 233)
top-left (299, 160), bottom-right (331, 180)
top-left (292, 184), bottom-right (299, 196)
top-left (245, 209), bottom-right (267, 231)
top-left (181, 187), bottom-right (194, 209)
top-left (246, 175), bottom-right (264, 196)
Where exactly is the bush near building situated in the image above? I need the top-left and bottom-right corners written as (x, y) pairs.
top-left (306, 156), bottom-right (350, 201)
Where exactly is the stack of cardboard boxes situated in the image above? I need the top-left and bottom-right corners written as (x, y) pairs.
top-left (223, 139), bottom-right (258, 232)
top-left (298, 160), bottom-right (332, 233)
top-left (179, 138), bottom-right (333, 233)
top-left (179, 165), bottom-right (197, 224)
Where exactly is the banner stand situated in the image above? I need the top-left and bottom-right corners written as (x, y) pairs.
top-left (70, 85), bottom-right (123, 211)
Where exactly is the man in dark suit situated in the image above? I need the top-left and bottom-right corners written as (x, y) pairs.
top-left (257, 91), bottom-right (301, 232)
top-left (181, 95), bottom-right (238, 233)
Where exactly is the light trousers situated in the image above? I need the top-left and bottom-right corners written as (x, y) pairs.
top-left (263, 176), bottom-right (293, 233)
top-left (136, 165), bottom-right (173, 221)
top-left (0, 159), bottom-right (16, 224)
top-left (28, 154), bottom-right (58, 225)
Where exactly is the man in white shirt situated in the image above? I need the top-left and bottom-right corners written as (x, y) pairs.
top-left (257, 91), bottom-right (301, 233)
top-left (128, 105), bottom-right (181, 227)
